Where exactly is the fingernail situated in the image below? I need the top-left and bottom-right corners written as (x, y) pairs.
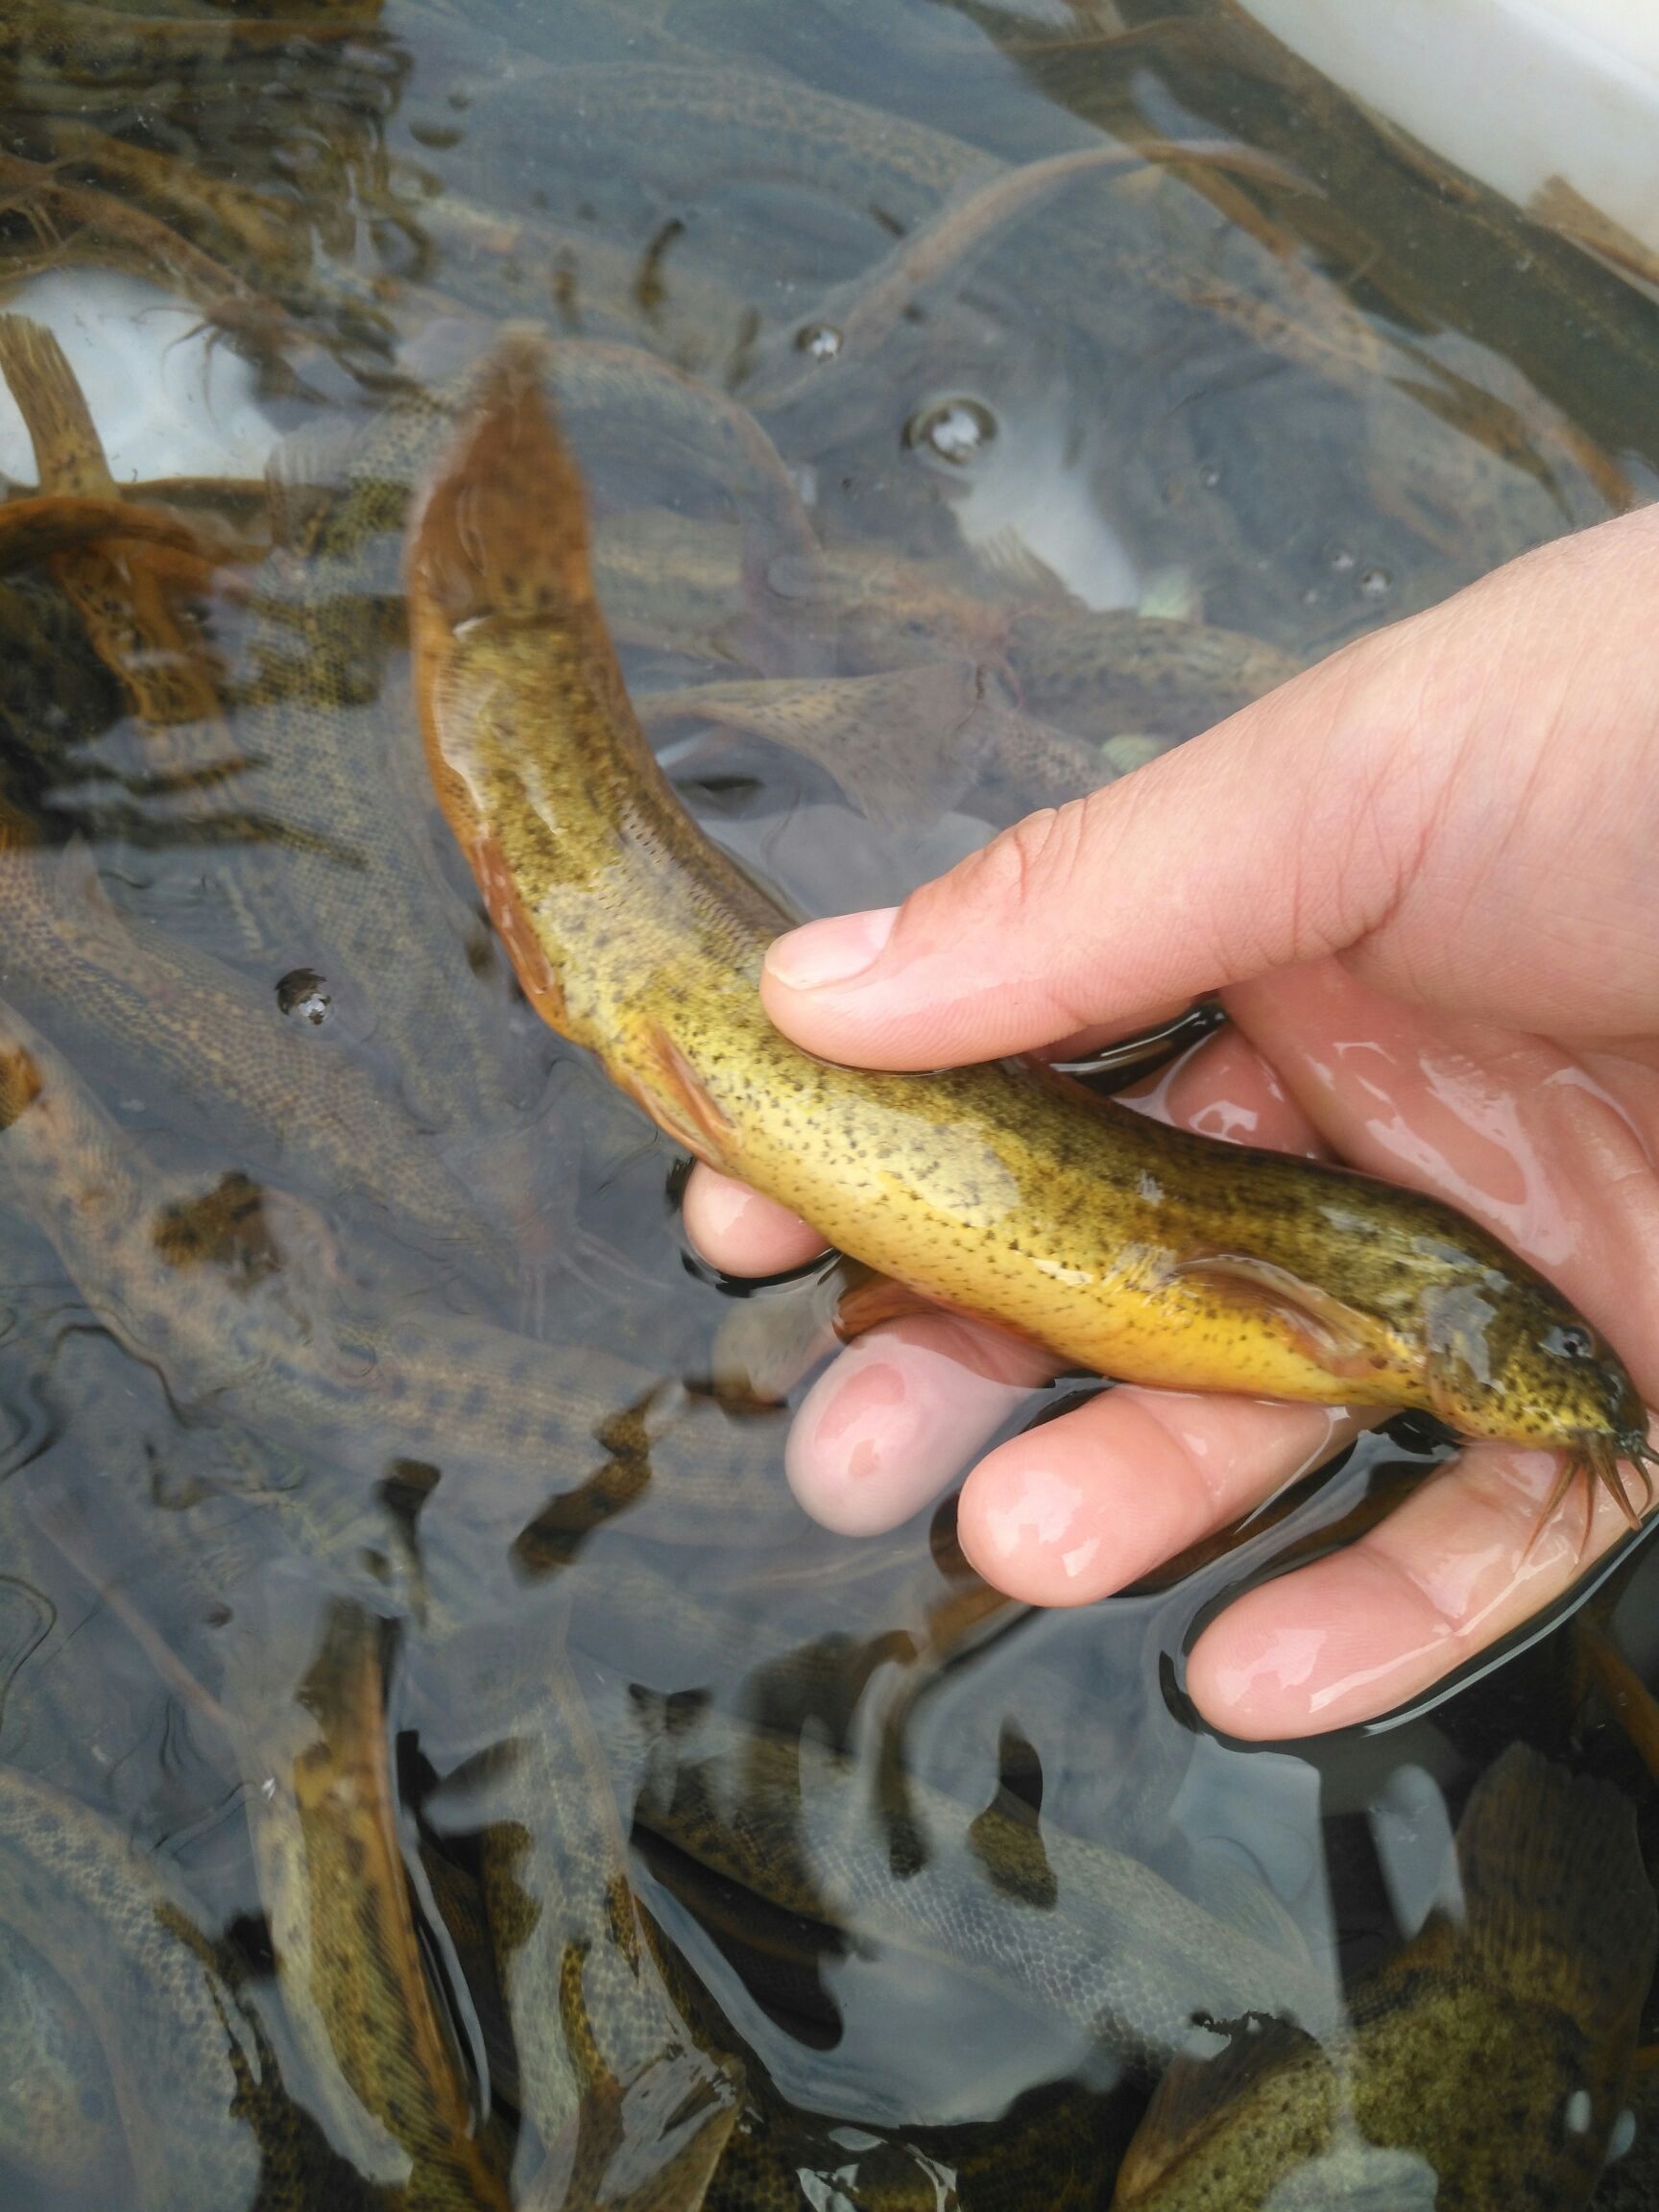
top-left (765, 906), bottom-right (898, 991)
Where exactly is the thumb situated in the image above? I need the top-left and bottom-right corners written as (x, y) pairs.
top-left (758, 612), bottom-right (1434, 1071)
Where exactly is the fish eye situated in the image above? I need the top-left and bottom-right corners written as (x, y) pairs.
top-left (1546, 1325), bottom-right (1597, 1363)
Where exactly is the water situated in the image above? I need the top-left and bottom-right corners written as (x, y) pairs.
top-left (0, 2), bottom-right (1656, 2206)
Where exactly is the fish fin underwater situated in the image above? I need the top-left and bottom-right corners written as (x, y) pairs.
top-left (1110, 1744), bottom-right (1657, 2206)
top-left (1419, 1742), bottom-right (1656, 2025)
top-left (1111, 2011), bottom-right (1333, 2206)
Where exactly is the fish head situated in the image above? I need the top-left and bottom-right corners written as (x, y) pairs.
top-left (1418, 1271), bottom-right (1653, 1514)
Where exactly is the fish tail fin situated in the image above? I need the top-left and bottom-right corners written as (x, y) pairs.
top-left (0, 315), bottom-right (114, 497)
top-left (1443, 1743), bottom-right (1655, 2021)
top-left (408, 326), bottom-right (594, 634)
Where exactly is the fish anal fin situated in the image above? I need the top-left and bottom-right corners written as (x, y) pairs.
top-left (1167, 1252), bottom-right (1391, 1380)
top-left (833, 1272), bottom-right (947, 1339)
top-left (407, 326), bottom-right (594, 634)
top-left (460, 824), bottom-right (571, 1039)
top-left (615, 1025), bottom-right (735, 1172)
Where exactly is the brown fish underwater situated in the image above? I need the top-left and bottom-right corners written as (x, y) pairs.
top-left (1110, 1744), bottom-right (1658, 2211)
top-left (405, 335), bottom-right (1654, 1523)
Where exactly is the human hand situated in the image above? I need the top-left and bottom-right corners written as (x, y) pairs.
top-left (685, 507), bottom-right (1659, 1740)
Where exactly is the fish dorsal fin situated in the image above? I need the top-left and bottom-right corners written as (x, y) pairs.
top-left (1166, 1252), bottom-right (1392, 1381)
top-left (1114, 2013), bottom-right (1332, 2202)
top-left (1406, 1743), bottom-right (1656, 2023)
top-left (407, 327), bottom-right (594, 634)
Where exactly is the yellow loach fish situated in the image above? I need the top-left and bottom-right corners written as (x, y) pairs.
top-left (406, 336), bottom-right (1654, 1515)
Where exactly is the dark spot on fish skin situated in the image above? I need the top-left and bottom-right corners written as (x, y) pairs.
top-left (634, 217), bottom-right (685, 320)
top-left (152, 1174), bottom-right (281, 1286)
top-left (379, 1460), bottom-right (440, 1527)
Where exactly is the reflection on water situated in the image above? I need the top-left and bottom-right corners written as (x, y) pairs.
top-left (0, 1), bottom-right (1655, 2205)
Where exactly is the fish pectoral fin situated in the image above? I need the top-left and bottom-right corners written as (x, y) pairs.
top-left (833, 1269), bottom-right (947, 1339)
top-left (1166, 1253), bottom-right (1389, 1380)
top-left (1113, 2012), bottom-right (1328, 2203)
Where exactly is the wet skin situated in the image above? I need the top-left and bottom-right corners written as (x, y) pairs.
top-left (406, 347), bottom-right (1649, 1630)
top-left (692, 504), bottom-right (1659, 1740)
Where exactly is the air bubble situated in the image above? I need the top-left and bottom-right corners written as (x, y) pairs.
top-left (1358, 565), bottom-right (1392, 598)
top-left (1326, 543), bottom-right (1357, 573)
top-left (903, 396), bottom-right (997, 466)
top-left (795, 323), bottom-right (843, 362)
top-left (276, 968), bottom-right (332, 1025)
top-left (1198, 463), bottom-right (1221, 489)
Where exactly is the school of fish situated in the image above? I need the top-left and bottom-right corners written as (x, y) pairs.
top-left (0, 4), bottom-right (1656, 2209)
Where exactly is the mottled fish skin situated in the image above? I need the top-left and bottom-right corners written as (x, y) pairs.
top-left (0, 1922), bottom-right (124, 2196)
top-left (583, 1685), bottom-right (1334, 2070)
top-left (406, 338), bottom-right (1649, 1487)
top-left (1111, 1746), bottom-right (1659, 2212)
top-left (227, 1596), bottom-right (513, 2209)
top-left (0, 834), bottom-right (503, 1275)
top-left (0, 0), bottom-right (377, 82)
top-left (0, 1763), bottom-right (264, 2212)
top-left (703, 2079), bottom-right (1126, 2212)
top-left (0, 998), bottom-right (789, 1559)
top-left (426, 1622), bottom-right (742, 2208)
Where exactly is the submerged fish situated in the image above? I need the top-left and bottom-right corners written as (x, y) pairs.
top-left (0, 1920), bottom-right (124, 2197)
top-left (226, 1594), bottom-right (512, 2209)
top-left (426, 1618), bottom-right (743, 2208)
top-left (585, 1680), bottom-right (1331, 2070)
top-left (0, 998), bottom-right (788, 1558)
top-left (0, 832), bottom-right (501, 1274)
top-left (406, 338), bottom-right (1654, 1516)
top-left (0, 1763), bottom-right (265, 2211)
top-left (636, 661), bottom-right (1113, 830)
top-left (1111, 1744), bottom-right (1658, 2211)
